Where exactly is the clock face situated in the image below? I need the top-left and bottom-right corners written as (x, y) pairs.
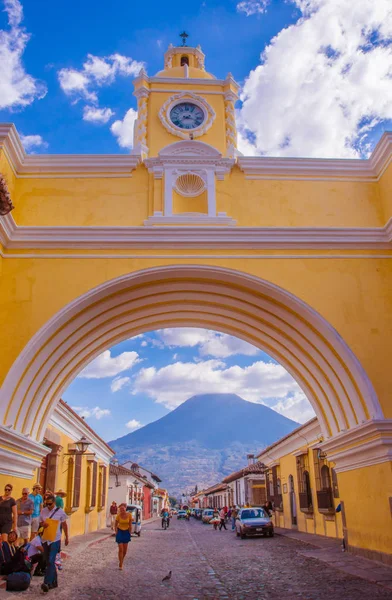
top-left (169, 102), bottom-right (205, 130)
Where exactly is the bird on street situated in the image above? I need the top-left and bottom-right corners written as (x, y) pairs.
top-left (162, 571), bottom-right (172, 582)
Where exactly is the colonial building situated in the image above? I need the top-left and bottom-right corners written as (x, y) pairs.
top-left (222, 456), bottom-right (267, 507)
top-left (257, 418), bottom-right (345, 543)
top-left (108, 463), bottom-right (155, 521)
top-left (202, 483), bottom-right (230, 509)
top-left (122, 461), bottom-right (165, 516)
top-left (1, 40), bottom-right (391, 563)
top-left (38, 400), bottom-right (113, 536)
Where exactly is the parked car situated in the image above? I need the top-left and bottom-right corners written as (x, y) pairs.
top-left (202, 509), bottom-right (214, 523)
top-left (235, 507), bottom-right (274, 539)
top-left (126, 504), bottom-right (142, 536)
top-left (177, 510), bottom-right (187, 519)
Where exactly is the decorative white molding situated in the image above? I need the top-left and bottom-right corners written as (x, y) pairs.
top-left (257, 419), bottom-right (321, 463)
top-left (174, 172), bottom-right (206, 197)
top-left (1, 214), bottom-right (391, 250)
top-left (158, 92), bottom-right (216, 140)
top-left (1, 125), bottom-right (391, 181)
top-left (320, 419), bottom-right (392, 472)
top-left (49, 402), bottom-right (114, 464)
top-left (238, 132), bottom-right (392, 181)
top-left (144, 211), bottom-right (236, 226)
top-left (0, 124), bottom-right (141, 178)
top-left (145, 140), bottom-right (235, 221)
top-left (0, 424), bottom-right (50, 478)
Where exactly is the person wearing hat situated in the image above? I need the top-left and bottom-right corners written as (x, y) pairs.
top-left (28, 485), bottom-right (43, 540)
top-left (54, 490), bottom-right (67, 510)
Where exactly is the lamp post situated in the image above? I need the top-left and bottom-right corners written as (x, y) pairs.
top-left (64, 435), bottom-right (94, 456)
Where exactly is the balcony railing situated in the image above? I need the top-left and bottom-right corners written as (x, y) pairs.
top-left (316, 489), bottom-right (334, 512)
top-left (299, 492), bottom-right (313, 513)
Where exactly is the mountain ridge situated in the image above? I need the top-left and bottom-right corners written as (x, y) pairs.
top-left (109, 393), bottom-right (299, 495)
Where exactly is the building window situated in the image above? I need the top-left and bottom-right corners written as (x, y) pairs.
top-left (267, 466), bottom-right (283, 511)
top-left (180, 55), bottom-right (189, 66)
top-left (91, 462), bottom-right (98, 507)
top-left (331, 468), bottom-right (340, 498)
top-left (65, 457), bottom-right (74, 513)
top-left (296, 454), bottom-right (313, 513)
top-left (72, 453), bottom-right (82, 508)
top-left (98, 465), bottom-right (107, 510)
top-left (313, 450), bottom-right (334, 512)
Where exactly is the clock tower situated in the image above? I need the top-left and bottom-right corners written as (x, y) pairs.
top-left (132, 40), bottom-right (239, 225)
top-left (132, 42), bottom-right (239, 158)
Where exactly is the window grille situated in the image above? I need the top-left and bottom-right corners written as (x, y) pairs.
top-left (313, 449), bottom-right (333, 511)
top-left (73, 453), bottom-right (82, 508)
top-left (331, 468), bottom-right (340, 498)
top-left (91, 462), bottom-right (97, 507)
top-left (296, 453), bottom-right (313, 512)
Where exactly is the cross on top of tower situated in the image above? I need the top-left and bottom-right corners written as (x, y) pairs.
top-left (179, 31), bottom-right (189, 46)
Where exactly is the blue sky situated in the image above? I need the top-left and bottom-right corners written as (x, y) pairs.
top-left (63, 329), bottom-right (315, 442)
top-left (0, 0), bottom-right (391, 156)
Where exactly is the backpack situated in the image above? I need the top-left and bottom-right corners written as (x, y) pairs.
top-left (6, 572), bottom-right (31, 592)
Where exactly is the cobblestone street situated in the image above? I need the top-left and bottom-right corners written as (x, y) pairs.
top-left (6, 518), bottom-right (392, 600)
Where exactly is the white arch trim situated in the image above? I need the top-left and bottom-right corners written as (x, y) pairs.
top-left (0, 265), bottom-right (382, 444)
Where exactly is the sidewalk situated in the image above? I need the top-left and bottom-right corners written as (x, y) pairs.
top-left (62, 516), bottom-right (160, 559)
top-left (275, 527), bottom-right (392, 592)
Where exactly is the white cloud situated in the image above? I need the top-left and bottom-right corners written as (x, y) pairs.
top-left (111, 376), bottom-right (131, 393)
top-left (155, 328), bottom-right (259, 358)
top-left (78, 349), bottom-right (140, 379)
top-left (132, 359), bottom-right (315, 423)
top-left (57, 69), bottom-right (95, 103)
top-left (110, 107), bottom-right (138, 149)
top-left (237, 1), bottom-right (269, 16)
top-left (141, 340), bottom-right (148, 347)
top-left (125, 419), bottom-right (143, 431)
top-left (238, 0), bottom-right (392, 158)
top-left (83, 106), bottom-right (114, 124)
top-left (72, 405), bottom-right (111, 420)
top-left (58, 53), bottom-right (143, 103)
top-left (0, 0), bottom-right (46, 110)
top-left (20, 134), bottom-right (48, 152)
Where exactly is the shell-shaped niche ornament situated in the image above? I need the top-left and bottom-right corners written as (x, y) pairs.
top-left (174, 173), bottom-right (206, 197)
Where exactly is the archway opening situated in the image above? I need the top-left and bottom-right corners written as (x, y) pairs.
top-left (0, 265), bottom-right (381, 446)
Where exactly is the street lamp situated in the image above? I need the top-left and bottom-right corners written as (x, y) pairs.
top-left (64, 435), bottom-right (94, 456)
top-left (75, 436), bottom-right (91, 454)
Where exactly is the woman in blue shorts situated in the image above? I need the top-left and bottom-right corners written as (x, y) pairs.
top-left (115, 504), bottom-right (132, 570)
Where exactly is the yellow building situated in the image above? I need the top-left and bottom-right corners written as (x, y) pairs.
top-left (0, 42), bottom-right (391, 560)
top-left (6, 400), bottom-right (114, 536)
top-left (257, 419), bottom-right (345, 542)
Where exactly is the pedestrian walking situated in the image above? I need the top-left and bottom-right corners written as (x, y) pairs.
top-left (219, 508), bottom-right (227, 530)
top-left (110, 502), bottom-right (118, 530)
top-left (54, 489), bottom-right (67, 510)
top-left (28, 484), bottom-right (43, 540)
top-left (115, 503), bottom-right (132, 570)
top-left (16, 488), bottom-right (34, 545)
top-left (231, 505), bottom-right (238, 530)
top-left (39, 493), bottom-right (69, 593)
top-left (211, 509), bottom-right (220, 530)
top-left (0, 484), bottom-right (17, 542)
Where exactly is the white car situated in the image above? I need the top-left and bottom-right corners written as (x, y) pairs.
top-left (235, 507), bottom-right (274, 539)
top-left (202, 509), bottom-right (214, 523)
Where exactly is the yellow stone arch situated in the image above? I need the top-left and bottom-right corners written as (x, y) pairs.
top-left (0, 265), bottom-right (382, 445)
